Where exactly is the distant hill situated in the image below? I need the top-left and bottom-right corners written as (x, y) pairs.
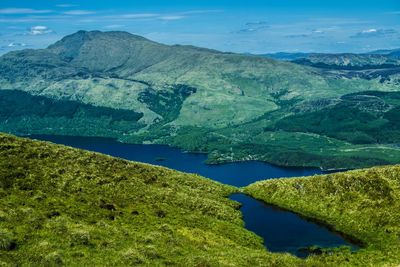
top-left (292, 53), bottom-right (400, 70)
top-left (1, 31), bottom-right (400, 170)
top-left (262, 49), bottom-right (400, 70)
top-left (366, 48), bottom-right (400, 58)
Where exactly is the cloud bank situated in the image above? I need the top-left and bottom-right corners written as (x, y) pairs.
top-left (28, 26), bottom-right (53, 35)
top-left (351, 28), bottom-right (397, 38)
top-left (0, 8), bottom-right (52, 14)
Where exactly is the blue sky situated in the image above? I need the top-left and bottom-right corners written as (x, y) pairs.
top-left (0, 0), bottom-right (399, 55)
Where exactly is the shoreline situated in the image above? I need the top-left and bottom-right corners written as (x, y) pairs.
top-left (20, 132), bottom-right (354, 172)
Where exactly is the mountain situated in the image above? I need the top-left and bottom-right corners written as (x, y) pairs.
top-left (387, 49), bottom-right (400, 59)
top-left (1, 30), bottom-right (400, 170)
top-left (263, 50), bottom-right (400, 71)
top-left (2, 133), bottom-right (400, 265)
top-left (292, 53), bottom-right (400, 70)
top-left (366, 48), bottom-right (400, 58)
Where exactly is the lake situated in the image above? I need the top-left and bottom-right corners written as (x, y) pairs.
top-left (27, 134), bottom-right (322, 187)
top-left (27, 134), bottom-right (358, 257)
top-left (230, 194), bottom-right (358, 257)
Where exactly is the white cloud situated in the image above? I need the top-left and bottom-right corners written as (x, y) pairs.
top-left (77, 19), bottom-right (96, 23)
top-left (7, 42), bottom-right (27, 47)
top-left (56, 4), bottom-right (78, 8)
top-left (245, 21), bottom-right (268, 27)
top-left (121, 13), bottom-right (159, 19)
top-left (111, 13), bottom-right (185, 21)
top-left (179, 10), bottom-right (223, 15)
top-left (159, 15), bottom-right (186, 21)
top-left (63, 10), bottom-right (95, 15)
top-left (104, 24), bottom-right (125, 29)
top-left (362, 28), bottom-right (377, 33)
top-left (28, 26), bottom-right (53, 35)
top-left (233, 21), bottom-right (269, 34)
top-left (0, 8), bottom-right (52, 14)
top-left (351, 28), bottom-right (397, 38)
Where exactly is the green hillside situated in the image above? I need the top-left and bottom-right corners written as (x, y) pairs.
top-left (0, 133), bottom-right (296, 266)
top-left (2, 133), bottom-right (400, 266)
top-left (1, 30), bottom-right (400, 170)
top-left (245, 165), bottom-right (400, 266)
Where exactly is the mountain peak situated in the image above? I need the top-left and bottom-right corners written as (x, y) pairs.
top-left (48, 30), bottom-right (152, 53)
top-left (46, 30), bottom-right (168, 72)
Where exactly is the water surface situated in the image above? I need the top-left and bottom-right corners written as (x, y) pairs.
top-left (230, 194), bottom-right (358, 257)
top-left (28, 134), bottom-right (322, 187)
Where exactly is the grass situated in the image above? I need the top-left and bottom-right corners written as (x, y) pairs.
top-left (245, 165), bottom-right (400, 266)
top-left (0, 133), bottom-right (300, 266)
top-left (1, 133), bottom-right (400, 266)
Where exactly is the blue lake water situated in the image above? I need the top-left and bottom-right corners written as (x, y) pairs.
top-left (230, 194), bottom-right (358, 257)
top-left (27, 134), bottom-right (359, 257)
top-left (27, 134), bottom-right (322, 187)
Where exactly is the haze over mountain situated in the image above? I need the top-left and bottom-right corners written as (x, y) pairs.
top-left (1, 30), bottom-right (400, 169)
top-left (263, 50), bottom-right (400, 68)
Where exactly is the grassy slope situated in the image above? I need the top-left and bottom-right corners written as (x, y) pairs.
top-left (245, 165), bottom-right (400, 266)
top-left (2, 133), bottom-right (400, 266)
top-left (0, 133), bottom-right (300, 266)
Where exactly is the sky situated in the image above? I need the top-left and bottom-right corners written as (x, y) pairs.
top-left (0, 0), bottom-right (399, 55)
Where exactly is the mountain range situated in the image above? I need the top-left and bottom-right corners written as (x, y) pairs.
top-left (1, 30), bottom-right (400, 170)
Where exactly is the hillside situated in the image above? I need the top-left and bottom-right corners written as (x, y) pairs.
top-left (367, 48), bottom-right (400, 59)
top-left (265, 51), bottom-right (400, 82)
top-left (1, 31), bottom-right (400, 170)
top-left (292, 53), bottom-right (400, 70)
top-left (2, 133), bottom-right (400, 266)
top-left (245, 165), bottom-right (400, 266)
top-left (263, 49), bottom-right (400, 69)
top-left (0, 133), bottom-right (299, 266)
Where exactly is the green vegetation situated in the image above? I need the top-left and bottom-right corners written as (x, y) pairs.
top-left (245, 165), bottom-right (400, 266)
top-left (0, 133), bottom-right (300, 266)
top-left (1, 30), bottom-right (400, 170)
top-left (271, 91), bottom-right (400, 144)
top-left (0, 90), bottom-right (144, 137)
top-left (138, 84), bottom-right (197, 123)
top-left (2, 133), bottom-right (400, 266)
